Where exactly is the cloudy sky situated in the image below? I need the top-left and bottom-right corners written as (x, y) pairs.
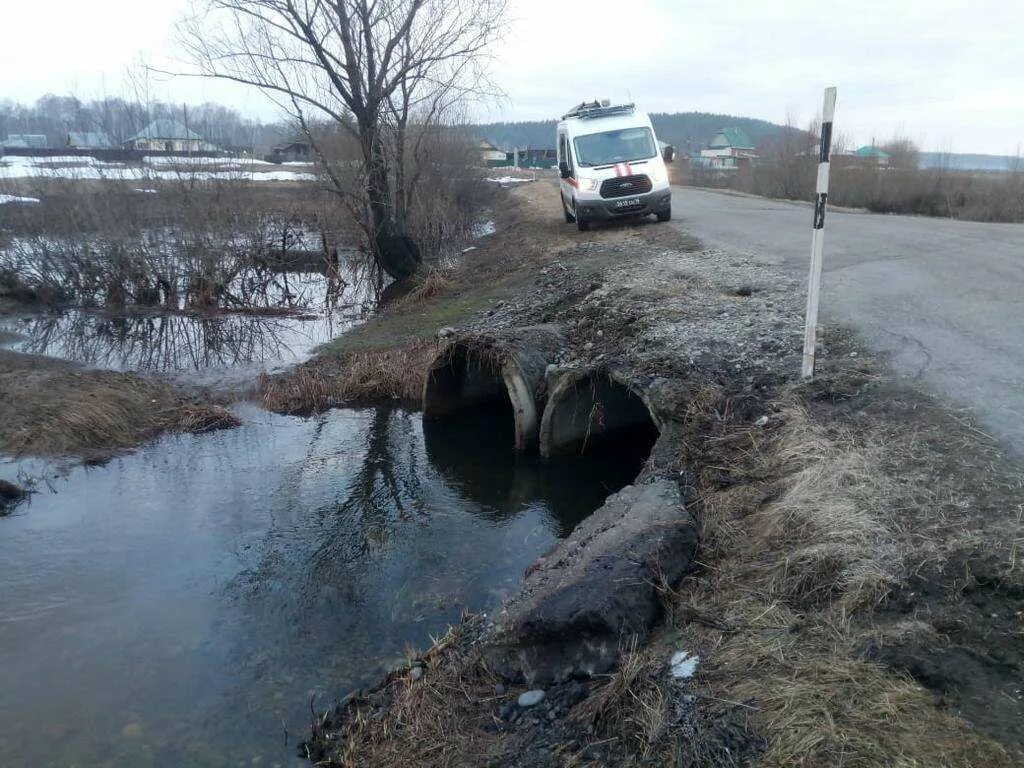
top-left (2, 0), bottom-right (1023, 154)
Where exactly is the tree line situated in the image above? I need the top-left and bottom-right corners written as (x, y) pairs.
top-left (472, 111), bottom-right (794, 153)
top-left (0, 95), bottom-right (288, 151)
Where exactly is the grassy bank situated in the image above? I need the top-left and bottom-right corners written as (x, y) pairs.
top-left (300, 180), bottom-right (1024, 767)
top-left (0, 349), bottom-right (239, 462)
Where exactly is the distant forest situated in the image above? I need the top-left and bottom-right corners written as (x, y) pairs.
top-left (0, 95), bottom-right (290, 152)
top-left (471, 112), bottom-right (791, 153)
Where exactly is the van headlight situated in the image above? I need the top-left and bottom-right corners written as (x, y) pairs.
top-left (578, 177), bottom-right (599, 192)
top-left (649, 165), bottom-right (667, 183)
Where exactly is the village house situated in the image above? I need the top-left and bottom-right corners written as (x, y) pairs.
top-left (2, 134), bottom-right (48, 150)
top-left (124, 120), bottom-right (204, 152)
top-left (477, 138), bottom-right (507, 167)
top-left (266, 140), bottom-right (312, 164)
top-left (509, 147), bottom-right (557, 168)
top-left (66, 131), bottom-right (114, 149)
top-left (853, 145), bottom-right (891, 167)
top-left (699, 127), bottom-right (757, 169)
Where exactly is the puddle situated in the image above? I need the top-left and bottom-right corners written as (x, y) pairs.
top-left (0, 402), bottom-right (649, 767)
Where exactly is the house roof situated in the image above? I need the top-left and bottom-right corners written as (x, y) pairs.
top-left (128, 120), bottom-right (203, 142)
top-left (67, 131), bottom-right (113, 148)
top-left (709, 127), bottom-right (754, 150)
top-left (3, 134), bottom-right (48, 149)
top-left (477, 138), bottom-right (501, 151)
top-left (854, 145), bottom-right (891, 159)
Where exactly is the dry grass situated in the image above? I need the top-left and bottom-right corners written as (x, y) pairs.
top-left (313, 622), bottom-right (508, 768)
top-left (654, 396), bottom-right (1021, 767)
top-left (260, 341), bottom-right (437, 414)
top-left (176, 404), bottom-right (243, 433)
top-left (392, 268), bottom-right (454, 308)
top-left (0, 350), bottom-right (243, 460)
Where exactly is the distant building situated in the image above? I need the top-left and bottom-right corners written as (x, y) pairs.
top-left (266, 140), bottom-right (312, 164)
top-left (2, 134), bottom-right (48, 150)
top-left (67, 131), bottom-right (114, 149)
top-left (699, 127), bottom-right (757, 169)
top-left (853, 145), bottom-right (891, 166)
top-left (477, 138), bottom-right (507, 167)
top-left (125, 120), bottom-right (204, 152)
top-left (509, 147), bottom-right (557, 169)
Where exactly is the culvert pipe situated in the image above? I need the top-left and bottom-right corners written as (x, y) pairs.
top-left (422, 325), bottom-right (566, 451)
top-left (539, 368), bottom-right (661, 458)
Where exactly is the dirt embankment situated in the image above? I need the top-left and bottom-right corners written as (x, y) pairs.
top-left (0, 348), bottom-right (239, 462)
top-left (295, 179), bottom-right (1024, 767)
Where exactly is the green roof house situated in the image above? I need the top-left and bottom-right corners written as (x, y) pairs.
top-left (125, 120), bottom-right (204, 152)
top-left (709, 127), bottom-right (755, 151)
top-left (699, 126), bottom-right (757, 169)
top-left (854, 145), bottom-right (891, 165)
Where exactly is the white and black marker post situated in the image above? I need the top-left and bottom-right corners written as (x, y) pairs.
top-left (801, 86), bottom-right (838, 379)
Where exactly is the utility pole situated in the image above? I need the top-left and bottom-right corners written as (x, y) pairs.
top-left (801, 86), bottom-right (837, 379)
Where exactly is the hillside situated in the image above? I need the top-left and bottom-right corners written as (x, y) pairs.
top-left (472, 111), bottom-right (791, 152)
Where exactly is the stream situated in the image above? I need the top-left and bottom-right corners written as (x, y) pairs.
top-left (0, 399), bottom-right (650, 767)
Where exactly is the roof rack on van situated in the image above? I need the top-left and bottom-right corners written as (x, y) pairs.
top-left (561, 101), bottom-right (636, 121)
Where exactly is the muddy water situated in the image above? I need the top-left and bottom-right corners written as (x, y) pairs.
top-left (0, 403), bottom-right (650, 767)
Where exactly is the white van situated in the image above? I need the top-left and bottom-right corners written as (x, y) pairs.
top-left (556, 101), bottom-right (675, 231)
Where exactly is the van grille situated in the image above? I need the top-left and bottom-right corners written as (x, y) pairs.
top-left (599, 174), bottom-right (653, 199)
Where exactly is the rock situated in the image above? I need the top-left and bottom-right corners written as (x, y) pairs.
top-left (409, 666), bottom-right (424, 681)
top-left (437, 326), bottom-right (456, 340)
top-left (494, 683), bottom-right (506, 696)
top-left (517, 689), bottom-right (545, 708)
top-left (485, 480), bottom-right (698, 683)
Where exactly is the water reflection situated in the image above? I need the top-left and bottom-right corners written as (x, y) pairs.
top-left (0, 404), bottom-right (649, 767)
top-left (0, 269), bottom-right (373, 383)
top-left (424, 404), bottom-right (651, 536)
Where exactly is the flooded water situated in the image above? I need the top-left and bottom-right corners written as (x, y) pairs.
top-left (0, 403), bottom-right (651, 767)
top-left (0, 268), bottom-right (374, 388)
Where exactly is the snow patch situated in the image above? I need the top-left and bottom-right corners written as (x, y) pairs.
top-left (0, 194), bottom-right (40, 205)
top-left (487, 176), bottom-right (533, 184)
top-left (669, 650), bottom-right (699, 679)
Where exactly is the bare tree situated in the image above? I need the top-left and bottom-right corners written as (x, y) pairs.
top-left (178, 0), bottom-right (505, 281)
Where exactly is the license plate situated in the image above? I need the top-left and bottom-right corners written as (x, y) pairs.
top-left (615, 197), bottom-right (641, 208)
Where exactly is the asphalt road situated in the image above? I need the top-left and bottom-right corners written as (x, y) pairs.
top-left (672, 187), bottom-right (1024, 455)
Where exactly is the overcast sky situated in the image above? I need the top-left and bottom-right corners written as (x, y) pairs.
top-left (2, 0), bottom-right (1023, 154)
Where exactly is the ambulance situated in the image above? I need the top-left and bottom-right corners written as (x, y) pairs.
top-left (556, 101), bottom-right (675, 231)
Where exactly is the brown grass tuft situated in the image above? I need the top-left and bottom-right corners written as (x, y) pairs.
top-left (260, 341), bottom-right (437, 414)
top-left (394, 268), bottom-right (454, 307)
top-left (176, 404), bottom-right (243, 433)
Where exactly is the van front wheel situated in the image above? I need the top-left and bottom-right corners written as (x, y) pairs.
top-left (563, 201), bottom-right (575, 223)
top-left (576, 217), bottom-right (590, 232)
top-left (656, 205), bottom-right (672, 223)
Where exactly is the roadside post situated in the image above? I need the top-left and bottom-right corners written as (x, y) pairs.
top-left (801, 86), bottom-right (838, 378)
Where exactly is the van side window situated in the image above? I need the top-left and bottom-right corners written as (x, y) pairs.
top-left (558, 134), bottom-right (574, 177)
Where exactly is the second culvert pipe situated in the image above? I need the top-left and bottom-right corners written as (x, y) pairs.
top-left (422, 325), bottom-right (566, 451)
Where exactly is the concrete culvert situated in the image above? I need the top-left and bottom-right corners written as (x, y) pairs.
top-left (422, 325), bottom-right (565, 451)
top-left (540, 369), bottom-right (660, 458)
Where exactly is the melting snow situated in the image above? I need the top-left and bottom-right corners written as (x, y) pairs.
top-left (486, 176), bottom-right (533, 184)
top-left (669, 650), bottom-right (699, 679)
top-left (0, 155), bottom-right (315, 182)
top-left (0, 194), bottom-right (40, 205)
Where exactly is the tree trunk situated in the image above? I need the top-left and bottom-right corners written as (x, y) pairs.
top-left (362, 119), bottom-right (421, 281)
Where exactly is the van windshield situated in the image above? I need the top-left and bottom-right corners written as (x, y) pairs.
top-left (573, 127), bottom-right (657, 167)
